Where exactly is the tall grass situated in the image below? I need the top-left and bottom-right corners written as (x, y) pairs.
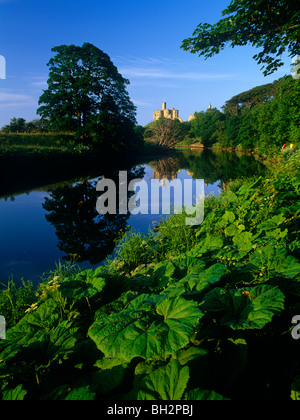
top-left (0, 261), bottom-right (84, 327)
top-left (114, 212), bottom-right (198, 274)
top-left (0, 132), bottom-right (75, 148)
top-left (0, 279), bottom-right (36, 328)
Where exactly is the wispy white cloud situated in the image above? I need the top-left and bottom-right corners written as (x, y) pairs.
top-left (115, 55), bottom-right (173, 67)
top-left (120, 67), bottom-right (234, 82)
top-left (0, 93), bottom-right (31, 101)
top-left (0, 92), bottom-right (35, 108)
top-left (117, 55), bottom-right (234, 83)
top-left (31, 80), bottom-right (48, 88)
top-left (21, 74), bottom-right (48, 89)
top-left (132, 99), bottom-right (152, 107)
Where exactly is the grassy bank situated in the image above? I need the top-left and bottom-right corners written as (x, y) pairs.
top-left (0, 151), bottom-right (299, 400)
top-left (0, 133), bottom-right (166, 197)
top-left (0, 132), bottom-right (166, 156)
top-left (0, 132), bottom-right (76, 154)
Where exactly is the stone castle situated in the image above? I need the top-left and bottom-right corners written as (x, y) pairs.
top-left (154, 102), bottom-right (212, 123)
top-left (153, 102), bottom-right (183, 123)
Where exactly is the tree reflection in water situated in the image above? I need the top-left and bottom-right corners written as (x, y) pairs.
top-left (43, 166), bottom-right (145, 264)
top-left (42, 150), bottom-right (266, 265)
top-left (148, 149), bottom-right (267, 186)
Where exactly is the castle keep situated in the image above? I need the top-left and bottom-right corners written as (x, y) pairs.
top-left (153, 102), bottom-right (183, 122)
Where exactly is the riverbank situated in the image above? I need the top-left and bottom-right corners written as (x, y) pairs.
top-left (0, 133), bottom-right (170, 197)
top-left (175, 139), bottom-right (297, 163)
top-left (175, 142), bottom-right (294, 166)
top-left (0, 150), bottom-right (299, 400)
top-left (0, 132), bottom-right (287, 197)
top-left (0, 132), bottom-right (170, 158)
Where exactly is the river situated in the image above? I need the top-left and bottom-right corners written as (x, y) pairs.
top-left (0, 149), bottom-right (266, 285)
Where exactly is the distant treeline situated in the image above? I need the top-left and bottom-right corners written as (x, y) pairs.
top-left (1, 118), bottom-right (49, 134)
top-left (145, 76), bottom-right (300, 156)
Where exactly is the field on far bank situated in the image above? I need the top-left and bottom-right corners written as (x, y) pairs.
top-left (0, 132), bottom-right (76, 155)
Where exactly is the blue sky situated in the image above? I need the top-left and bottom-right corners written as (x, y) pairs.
top-left (0, 0), bottom-right (293, 128)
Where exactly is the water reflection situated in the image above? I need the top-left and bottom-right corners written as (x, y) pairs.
top-left (0, 149), bottom-right (267, 282)
top-left (42, 166), bottom-right (145, 264)
top-left (149, 149), bottom-right (267, 185)
top-left (42, 150), bottom-right (266, 265)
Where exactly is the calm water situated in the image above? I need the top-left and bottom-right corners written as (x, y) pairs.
top-left (0, 149), bottom-right (266, 285)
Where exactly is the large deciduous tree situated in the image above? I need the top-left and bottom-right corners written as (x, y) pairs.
top-left (37, 43), bottom-right (137, 145)
top-left (181, 0), bottom-right (300, 76)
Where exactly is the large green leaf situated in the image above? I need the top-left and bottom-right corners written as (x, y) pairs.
top-left (176, 346), bottom-right (208, 366)
top-left (65, 386), bottom-right (96, 401)
top-left (203, 235), bottom-right (224, 250)
top-left (184, 388), bottom-right (230, 400)
top-left (137, 359), bottom-right (189, 400)
top-left (177, 256), bottom-right (206, 276)
top-left (92, 363), bottom-right (130, 395)
top-left (195, 263), bottom-right (227, 293)
top-left (248, 246), bottom-right (300, 279)
top-left (60, 270), bottom-right (106, 299)
top-left (232, 231), bottom-right (253, 252)
top-left (222, 211), bottom-right (236, 224)
top-left (153, 261), bottom-right (176, 281)
top-left (0, 321), bottom-right (79, 380)
top-left (2, 385), bottom-right (27, 401)
top-left (33, 322), bottom-right (79, 367)
top-left (130, 261), bottom-right (177, 293)
top-left (291, 377), bottom-right (300, 401)
top-left (88, 295), bottom-right (203, 362)
top-left (5, 299), bottom-right (60, 345)
top-left (257, 214), bottom-right (286, 231)
top-left (203, 285), bottom-right (285, 330)
top-left (162, 263), bottom-right (226, 298)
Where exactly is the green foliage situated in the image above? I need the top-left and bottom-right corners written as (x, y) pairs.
top-left (89, 294), bottom-right (203, 362)
top-left (37, 43), bottom-right (137, 149)
top-left (0, 279), bottom-right (37, 328)
top-left (115, 230), bottom-right (157, 273)
top-left (181, 0), bottom-right (300, 76)
top-left (1, 118), bottom-right (48, 134)
top-left (59, 269), bottom-right (106, 300)
top-left (173, 77), bottom-right (299, 156)
top-left (136, 359), bottom-right (189, 400)
top-left (0, 153), bottom-right (299, 400)
top-left (1, 385), bottom-right (27, 401)
top-left (203, 285), bottom-right (285, 330)
top-left (190, 108), bottom-right (225, 147)
top-left (0, 132), bottom-right (75, 149)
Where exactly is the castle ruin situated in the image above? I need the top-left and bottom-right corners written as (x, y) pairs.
top-left (153, 102), bottom-right (183, 123)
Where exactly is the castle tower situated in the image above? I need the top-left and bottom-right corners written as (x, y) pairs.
top-left (153, 102), bottom-right (182, 122)
top-left (172, 108), bottom-right (179, 119)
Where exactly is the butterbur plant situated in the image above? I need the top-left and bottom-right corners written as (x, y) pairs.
top-left (0, 153), bottom-right (299, 400)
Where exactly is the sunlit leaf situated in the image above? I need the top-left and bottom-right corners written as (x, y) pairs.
top-left (89, 295), bottom-right (203, 362)
top-left (137, 359), bottom-right (189, 400)
top-left (203, 285), bottom-right (285, 329)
